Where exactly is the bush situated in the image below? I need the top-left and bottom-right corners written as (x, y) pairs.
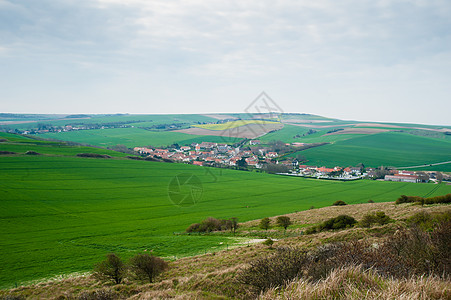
top-left (262, 238), bottom-right (274, 248)
top-left (185, 217), bottom-right (238, 233)
top-left (238, 247), bottom-right (307, 293)
top-left (320, 215), bottom-right (357, 230)
top-left (76, 153), bottom-right (111, 159)
top-left (406, 210), bottom-right (451, 231)
top-left (276, 216), bottom-right (292, 231)
top-left (396, 194), bottom-right (451, 205)
top-left (25, 151), bottom-right (40, 155)
top-left (129, 254), bottom-right (168, 283)
top-left (332, 200), bottom-right (347, 206)
top-left (360, 211), bottom-right (391, 228)
top-left (259, 217), bottom-right (271, 231)
top-left (241, 216), bottom-right (451, 295)
top-left (93, 253), bottom-right (126, 284)
top-left (0, 151), bottom-right (16, 155)
top-left (78, 288), bottom-right (117, 300)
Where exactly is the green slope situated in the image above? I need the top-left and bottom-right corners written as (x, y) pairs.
top-left (293, 132), bottom-right (451, 170)
top-left (1, 151), bottom-right (450, 287)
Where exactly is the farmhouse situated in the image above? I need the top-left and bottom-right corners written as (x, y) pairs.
top-left (249, 140), bottom-right (261, 145)
top-left (267, 152), bottom-right (278, 158)
top-left (385, 174), bottom-right (420, 183)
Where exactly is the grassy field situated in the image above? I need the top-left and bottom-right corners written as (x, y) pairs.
top-left (193, 120), bottom-right (280, 131)
top-left (291, 132), bottom-right (451, 170)
top-left (1, 148), bottom-right (450, 287)
top-left (40, 127), bottom-right (236, 148)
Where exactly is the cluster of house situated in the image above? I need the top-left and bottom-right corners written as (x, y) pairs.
top-left (133, 141), bottom-right (438, 184)
top-left (290, 164), bottom-right (368, 180)
top-left (18, 124), bottom-right (131, 135)
top-left (133, 141), bottom-right (279, 168)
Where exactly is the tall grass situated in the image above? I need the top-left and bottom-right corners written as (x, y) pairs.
top-left (260, 265), bottom-right (450, 300)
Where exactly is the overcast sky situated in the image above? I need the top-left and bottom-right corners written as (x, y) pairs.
top-left (1, 0), bottom-right (450, 125)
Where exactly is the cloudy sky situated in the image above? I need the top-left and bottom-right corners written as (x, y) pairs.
top-left (1, 0), bottom-right (450, 125)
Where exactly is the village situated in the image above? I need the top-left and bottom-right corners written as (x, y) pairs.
top-left (134, 140), bottom-right (445, 183)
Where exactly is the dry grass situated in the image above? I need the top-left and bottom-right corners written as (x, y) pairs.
top-left (242, 202), bottom-right (448, 229)
top-left (260, 265), bottom-right (450, 300)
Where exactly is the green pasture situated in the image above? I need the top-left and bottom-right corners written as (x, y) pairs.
top-left (292, 132), bottom-right (451, 170)
top-left (0, 133), bottom-right (128, 158)
top-left (1, 153), bottom-right (450, 287)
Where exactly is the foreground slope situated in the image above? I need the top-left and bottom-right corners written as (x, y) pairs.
top-left (1, 202), bottom-right (449, 299)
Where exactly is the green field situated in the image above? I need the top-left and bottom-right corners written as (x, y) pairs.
top-left (291, 132), bottom-right (451, 170)
top-left (1, 138), bottom-right (451, 287)
top-left (39, 127), bottom-right (238, 148)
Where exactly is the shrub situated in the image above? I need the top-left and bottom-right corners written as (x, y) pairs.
top-left (93, 253), bottom-right (126, 284)
top-left (76, 153), bottom-right (111, 159)
top-left (25, 151), bottom-right (40, 155)
top-left (78, 288), bottom-right (117, 300)
top-left (276, 216), bottom-right (292, 231)
top-left (129, 254), bottom-right (168, 283)
top-left (263, 238), bottom-right (274, 248)
top-left (407, 210), bottom-right (451, 231)
top-left (186, 217), bottom-right (238, 233)
top-left (332, 200), bottom-right (347, 206)
top-left (360, 211), bottom-right (391, 228)
top-left (0, 151), bottom-right (16, 155)
top-left (259, 217), bottom-right (271, 231)
top-left (320, 215), bottom-right (357, 230)
top-left (305, 226), bottom-right (318, 235)
top-left (396, 194), bottom-right (451, 205)
top-left (238, 247), bottom-right (307, 293)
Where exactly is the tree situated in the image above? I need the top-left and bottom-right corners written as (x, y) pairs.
top-left (129, 254), bottom-right (168, 283)
top-left (237, 158), bottom-right (247, 168)
top-left (276, 216), bottom-right (292, 232)
top-left (93, 253), bottom-right (126, 284)
top-left (230, 217), bottom-right (239, 234)
top-left (259, 217), bottom-right (271, 231)
top-left (436, 172), bottom-right (443, 184)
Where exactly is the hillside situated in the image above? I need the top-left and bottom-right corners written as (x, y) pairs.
top-left (1, 113), bottom-right (450, 171)
top-left (1, 133), bottom-right (450, 288)
top-left (1, 201), bottom-right (449, 299)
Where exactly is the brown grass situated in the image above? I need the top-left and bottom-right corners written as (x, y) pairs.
top-left (260, 265), bottom-right (451, 300)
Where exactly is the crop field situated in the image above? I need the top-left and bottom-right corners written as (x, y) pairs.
top-left (192, 120), bottom-right (280, 131)
top-left (40, 127), bottom-right (236, 148)
top-left (1, 148), bottom-right (450, 287)
top-left (292, 132), bottom-right (451, 170)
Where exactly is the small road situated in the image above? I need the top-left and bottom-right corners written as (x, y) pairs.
top-left (398, 160), bottom-right (451, 169)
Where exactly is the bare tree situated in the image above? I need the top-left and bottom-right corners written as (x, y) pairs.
top-left (129, 254), bottom-right (168, 283)
top-left (94, 253), bottom-right (126, 284)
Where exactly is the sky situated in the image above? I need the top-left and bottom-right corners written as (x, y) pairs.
top-left (1, 0), bottom-right (450, 125)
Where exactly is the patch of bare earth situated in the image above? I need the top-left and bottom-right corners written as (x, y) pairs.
top-left (175, 123), bottom-right (283, 139)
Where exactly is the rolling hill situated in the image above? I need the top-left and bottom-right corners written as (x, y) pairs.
top-left (1, 133), bottom-right (450, 287)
